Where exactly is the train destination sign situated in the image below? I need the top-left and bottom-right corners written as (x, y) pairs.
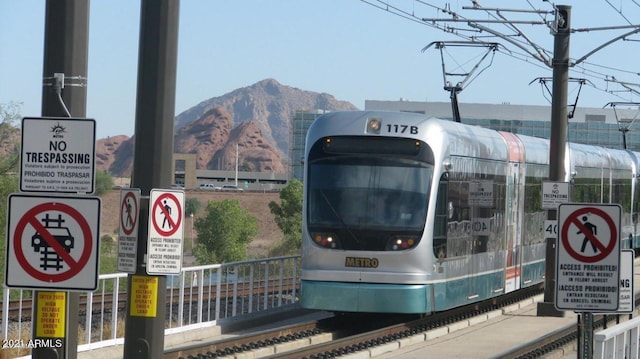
top-left (20, 117), bottom-right (96, 194)
top-left (555, 203), bottom-right (621, 312)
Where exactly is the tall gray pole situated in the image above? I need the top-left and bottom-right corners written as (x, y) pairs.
top-left (537, 5), bottom-right (570, 318)
top-left (34, 1), bottom-right (89, 358)
top-left (122, 1), bottom-right (179, 358)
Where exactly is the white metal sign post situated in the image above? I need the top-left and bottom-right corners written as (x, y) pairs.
top-left (4, 194), bottom-right (101, 291)
top-left (20, 117), bottom-right (96, 194)
top-left (147, 189), bottom-right (184, 275)
top-left (118, 188), bottom-right (140, 273)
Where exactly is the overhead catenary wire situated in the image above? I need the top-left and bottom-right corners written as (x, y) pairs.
top-left (359, 0), bottom-right (640, 105)
top-left (606, 0), bottom-right (634, 25)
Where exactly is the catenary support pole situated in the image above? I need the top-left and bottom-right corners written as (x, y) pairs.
top-left (33, 1), bottom-right (89, 358)
top-left (537, 5), bottom-right (571, 318)
top-left (122, 1), bottom-right (180, 358)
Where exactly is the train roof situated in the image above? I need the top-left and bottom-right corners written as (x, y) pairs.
top-left (425, 115), bottom-right (510, 161)
top-left (307, 111), bottom-right (640, 175)
top-left (307, 111), bottom-right (511, 162)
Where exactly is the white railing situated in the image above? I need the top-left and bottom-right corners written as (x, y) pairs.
top-left (1, 255), bottom-right (301, 352)
top-left (594, 316), bottom-right (640, 359)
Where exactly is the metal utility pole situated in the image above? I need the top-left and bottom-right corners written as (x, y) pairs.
top-left (537, 5), bottom-right (570, 318)
top-left (122, 1), bottom-right (180, 358)
top-left (33, 1), bottom-right (89, 358)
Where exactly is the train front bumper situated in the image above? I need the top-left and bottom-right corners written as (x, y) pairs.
top-left (300, 280), bottom-right (433, 314)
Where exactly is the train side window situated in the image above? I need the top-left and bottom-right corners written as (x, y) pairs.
top-left (433, 175), bottom-right (448, 259)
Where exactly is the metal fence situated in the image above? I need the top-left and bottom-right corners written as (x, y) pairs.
top-left (1, 255), bottom-right (301, 352)
top-left (594, 315), bottom-right (640, 359)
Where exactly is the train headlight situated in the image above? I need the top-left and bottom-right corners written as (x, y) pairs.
top-left (311, 232), bottom-right (341, 249)
top-left (386, 236), bottom-right (418, 251)
top-left (366, 118), bottom-right (381, 134)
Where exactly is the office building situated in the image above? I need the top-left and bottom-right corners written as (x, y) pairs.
top-left (365, 100), bottom-right (640, 150)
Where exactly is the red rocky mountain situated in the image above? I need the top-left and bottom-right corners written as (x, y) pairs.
top-left (174, 107), bottom-right (285, 172)
top-left (95, 78), bottom-right (358, 176)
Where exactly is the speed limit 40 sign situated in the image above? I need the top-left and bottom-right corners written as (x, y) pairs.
top-left (544, 220), bottom-right (558, 239)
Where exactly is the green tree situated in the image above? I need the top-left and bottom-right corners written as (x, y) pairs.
top-left (0, 102), bottom-right (21, 175)
top-left (239, 161), bottom-right (252, 171)
top-left (0, 176), bottom-right (19, 287)
top-left (0, 102), bottom-right (21, 295)
top-left (268, 178), bottom-right (303, 256)
top-left (193, 199), bottom-right (258, 264)
top-left (94, 170), bottom-right (114, 196)
top-left (185, 197), bottom-right (201, 216)
top-left (99, 234), bottom-right (117, 274)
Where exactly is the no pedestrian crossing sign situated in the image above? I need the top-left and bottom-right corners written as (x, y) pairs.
top-left (118, 188), bottom-right (140, 273)
top-left (147, 189), bottom-right (184, 275)
top-left (555, 203), bottom-right (621, 312)
top-left (5, 194), bottom-right (101, 291)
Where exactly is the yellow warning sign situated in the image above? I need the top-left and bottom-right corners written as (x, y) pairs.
top-left (36, 291), bottom-right (66, 338)
top-left (130, 275), bottom-right (158, 317)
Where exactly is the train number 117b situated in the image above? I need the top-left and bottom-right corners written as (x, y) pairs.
top-left (386, 124), bottom-right (418, 134)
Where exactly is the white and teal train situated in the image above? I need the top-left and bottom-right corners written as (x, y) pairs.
top-left (300, 110), bottom-right (639, 314)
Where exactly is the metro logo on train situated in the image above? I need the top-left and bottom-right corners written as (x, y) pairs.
top-left (345, 257), bottom-right (379, 268)
top-left (299, 111), bottom-right (639, 315)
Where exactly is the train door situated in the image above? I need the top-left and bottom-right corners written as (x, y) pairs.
top-left (504, 162), bottom-right (524, 293)
top-left (441, 165), bottom-right (478, 305)
top-left (469, 179), bottom-right (491, 300)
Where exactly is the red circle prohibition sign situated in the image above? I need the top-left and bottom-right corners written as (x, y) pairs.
top-left (561, 207), bottom-right (617, 263)
top-left (120, 192), bottom-right (138, 236)
top-left (152, 193), bottom-right (183, 237)
top-left (14, 202), bottom-right (93, 282)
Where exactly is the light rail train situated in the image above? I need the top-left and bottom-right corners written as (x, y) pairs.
top-left (300, 110), bottom-right (639, 314)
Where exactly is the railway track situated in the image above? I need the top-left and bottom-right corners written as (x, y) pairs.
top-left (164, 286), bottom-right (544, 359)
top-left (163, 286), bottom-right (640, 359)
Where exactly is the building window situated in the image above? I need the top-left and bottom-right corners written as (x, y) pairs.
top-left (585, 114), bottom-right (606, 123)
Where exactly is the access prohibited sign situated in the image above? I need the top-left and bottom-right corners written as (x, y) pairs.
top-left (5, 194), bottom-right (101, 291)
top-left (118, 188), bottom-right (140, 273)
top-left (555, 203), bottom-right (621, 312)
top-left (147, 189), bottom-right (184, 275)
top-left (559, 205), bottom-right (619, 263)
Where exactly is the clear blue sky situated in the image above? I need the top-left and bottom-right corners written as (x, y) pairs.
top-left (2, 0), bottom-right (640, 139)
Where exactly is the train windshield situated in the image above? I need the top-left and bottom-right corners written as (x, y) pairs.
top-left (306, 137), bottom-right (433, 251)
